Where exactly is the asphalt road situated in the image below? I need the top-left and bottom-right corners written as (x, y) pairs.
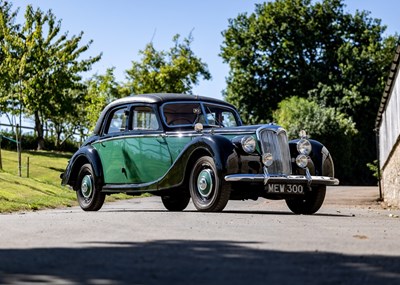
top-left (1, 186), bottom-right (399, 285)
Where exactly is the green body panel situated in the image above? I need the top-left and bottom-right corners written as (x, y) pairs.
top-left (123, 136), bottom-right (171, 183)
top-left (164, 136), bottom-right (192, 162)
top-left (93, 139), bottom-right (126, 183)
top-left (93, 135), bottom-right (192, 184)
top-left (92, 132), bottom-right (255, 185)
top-left (93, 135), bottom-right (172, 184)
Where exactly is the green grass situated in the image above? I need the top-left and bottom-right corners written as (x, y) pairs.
top-left (0, 149), bottom-right (134, 213)
top-left (1, 149), bottom-right (71, 184)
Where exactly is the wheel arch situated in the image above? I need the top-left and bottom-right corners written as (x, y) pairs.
top-left (289, 139), bottom-right (335, 177)
top-left (187, 135), bottom-right (236, 177)
top-left (63, 146), bottom-right (104, 190)
top-left (182, 147), bottom-right (213, 188)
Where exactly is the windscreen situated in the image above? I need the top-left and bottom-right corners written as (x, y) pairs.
top-left (162, 102), bottom-right (239, 128)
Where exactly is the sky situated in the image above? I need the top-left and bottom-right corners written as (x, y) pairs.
top-left (9, 0), bottom-right (400, 102)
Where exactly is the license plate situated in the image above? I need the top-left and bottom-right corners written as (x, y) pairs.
top-left (267, 184), bottom-right (304, 194)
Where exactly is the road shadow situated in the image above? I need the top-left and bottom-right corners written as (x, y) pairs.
top-left (100, 208), bottom-right (351, 217)
top-left (1, 240), bottom-right (399, 285)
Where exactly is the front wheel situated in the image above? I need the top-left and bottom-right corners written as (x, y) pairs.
top-left (189, 156), bottom-right (230, 212)
top-left (285, 186), bottom-right (326, 215)
top-left (76, 163), bottom-right (105, 211)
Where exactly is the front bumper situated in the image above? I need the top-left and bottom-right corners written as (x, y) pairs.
top-left (224, 174), bottom-right (339, 186)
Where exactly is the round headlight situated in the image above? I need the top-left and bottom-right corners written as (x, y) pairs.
top-left (296, 154), bottom-right (309, 168)
top-left (262, 153), bottom-right (274, 167)
top-left (297, 139), bottom-right (312, 155)
top-left (241, 135), bottom-right (256, 154)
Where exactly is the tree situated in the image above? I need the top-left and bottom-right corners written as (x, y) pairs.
top-left (273, 96), bottom-right (357, 182)
top-left (0, 0), bottom-right (20, 130)
top-left (47, 88), bottom-right (86, 148)
top-left (1, 4), bottom-right (101, 149)
top-left (84, 68), bottom-right (121, 131)
top-left (125, 34), bottom-right (211, 94)
top-left (220, 0), bottom-right (398, 184)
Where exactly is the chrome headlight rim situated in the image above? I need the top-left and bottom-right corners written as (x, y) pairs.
top-left (262, 153), bottom-right (274, 167)
top-left (296, 154), bottom-right (309, 168)
top-left (241, 135), bottom-right (256, 154)
top-left (297, 138), bottom-right (312, 155)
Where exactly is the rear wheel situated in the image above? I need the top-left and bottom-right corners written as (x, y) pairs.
top-left (189, 156), bottom-right (230, 212)
top-left (76, 163), bottom-right (105, 211)
top-left (161, 191), bottom-right (190, 211)
top-left (285, 186), bottom-right (326, 215)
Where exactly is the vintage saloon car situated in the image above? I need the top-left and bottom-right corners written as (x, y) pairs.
top-left (61, 93), bottom-right (339, 214)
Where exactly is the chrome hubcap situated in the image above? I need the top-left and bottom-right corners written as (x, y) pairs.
top-left (81, 175), bottom-right (93, 199)
top-left (197, 169), bottom-right (213, 198)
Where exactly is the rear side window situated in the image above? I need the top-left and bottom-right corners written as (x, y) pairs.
top-left (105, 108), bottom-right (127, 134)
top-left (131, 106), bottom-right (159, 130)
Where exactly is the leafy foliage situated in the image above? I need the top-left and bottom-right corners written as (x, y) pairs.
top-left (0, 3), bottom-right (101, 149)
top-left (0, 1), bottom-right (19, 116)
top-left (1, 2), bottom-right (212, 146)
top-left (84, 68), bottom-right (121, 131)
top-left (221, 0), bottom-right (398, 184)
top-left (125, 34), bottom-right (211, 94)
top-left (273, 96), bottom-right (357, 181)
top-left (273, 97), bottom-right (357, 139)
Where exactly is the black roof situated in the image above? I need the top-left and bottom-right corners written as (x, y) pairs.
top-left (93, 93), bottom-right (237, 135)
top-left (108, 93), bottom-right (230, 107)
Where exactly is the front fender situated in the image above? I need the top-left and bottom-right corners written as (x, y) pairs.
top-left (157, 134), bottom-right (236, 190)
top-left (61, 145), bottom-right (104, 189)
top-left (193, 135), bottom-right (237, 173)
top-left (289, 139), bottom-right (335, 177)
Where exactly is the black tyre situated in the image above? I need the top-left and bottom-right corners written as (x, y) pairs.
top-left (189, 156), bottom-right (230, 212)
top-left (161, 191), bottom-right (190, 211)
top-left (285, 186), bottom-right (326, 215)
top-left (76, 163), bottom-right (105, 211)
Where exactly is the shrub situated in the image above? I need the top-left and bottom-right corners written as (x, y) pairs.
top-left (273, 96), bottom-right (358, 184)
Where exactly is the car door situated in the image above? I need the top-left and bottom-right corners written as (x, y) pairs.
top-left (92, 106), bottom-right (129, 184)
top-left (122, 105), bottom-right (172, 184)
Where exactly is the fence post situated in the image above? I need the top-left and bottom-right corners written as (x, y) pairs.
top-left (16, 124), bottom-right (22, 177)
top-left (27, 156), bottom-right (30, 178)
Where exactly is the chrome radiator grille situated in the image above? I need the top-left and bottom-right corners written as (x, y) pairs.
top-left (257, 127), bottom-right (292, 175)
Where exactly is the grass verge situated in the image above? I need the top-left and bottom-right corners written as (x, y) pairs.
top-left (0, 149), bottom-right (134, 213)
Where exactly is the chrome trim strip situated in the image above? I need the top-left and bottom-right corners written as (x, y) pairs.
top-left (225, 174), bottom-right (339, 186)
top-left (94, 133), bottom-right (164, 144)
top-left (94, 129), bottom-right (258, 144)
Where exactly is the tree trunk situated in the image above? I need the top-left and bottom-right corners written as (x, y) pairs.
top-left (34, 111), bottom-right (45, 150)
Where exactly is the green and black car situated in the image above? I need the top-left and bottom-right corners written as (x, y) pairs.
top-left (61, 93), bottom-right (339, 214)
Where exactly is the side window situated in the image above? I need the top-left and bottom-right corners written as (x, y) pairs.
top-left (203, 104), bottom-right (239, 127)
top-left (131, 106), bottom-right (159, 130)
top-left (105, 108), bottom-right (127, 134)
top-left (221, 111), bottom-right (238, 127)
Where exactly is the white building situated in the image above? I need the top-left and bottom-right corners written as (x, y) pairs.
top-left (376, 45), bottom-right (400, 208)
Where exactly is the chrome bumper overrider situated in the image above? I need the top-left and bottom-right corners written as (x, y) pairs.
top-left (224, 174), bottom-right (339, 186)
